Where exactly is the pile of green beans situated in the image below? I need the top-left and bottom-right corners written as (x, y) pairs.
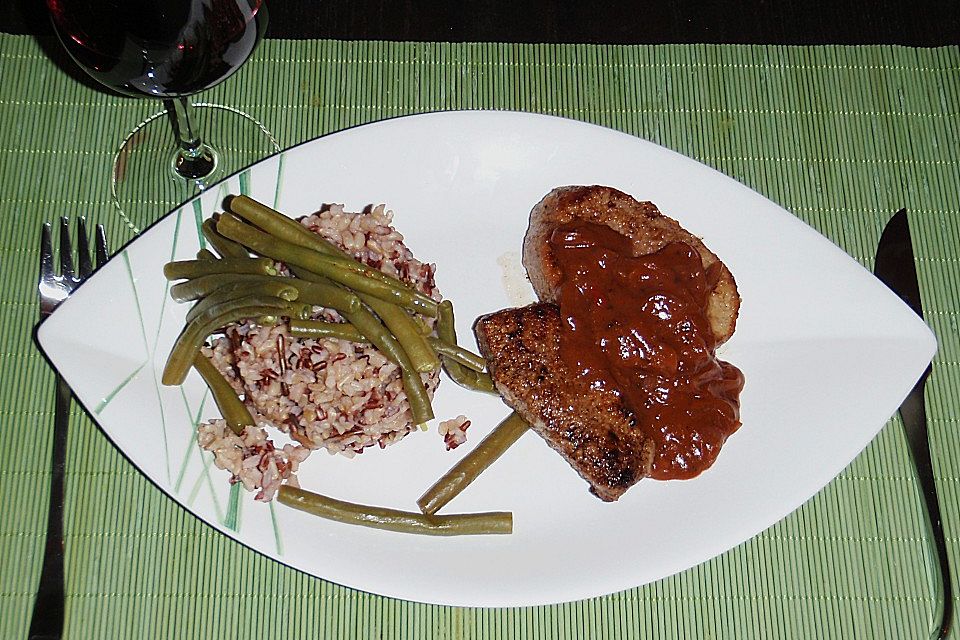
top-left (161, 195), bottom-right (520, 536)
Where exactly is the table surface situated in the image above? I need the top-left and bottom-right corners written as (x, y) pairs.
top-left (2, 0), bottom-right (960, 45)
top-left (1, 3), bottom-right (959, 640)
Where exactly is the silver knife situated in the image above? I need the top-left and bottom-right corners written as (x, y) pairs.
top-left (874, 208), bottom-right (953, 640)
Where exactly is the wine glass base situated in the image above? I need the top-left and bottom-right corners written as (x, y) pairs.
top-left (172, 142), bottom-right (218, 181)
top-left (111, 103), bottom-right (280, 234)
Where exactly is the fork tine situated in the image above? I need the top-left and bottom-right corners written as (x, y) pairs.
top-left (58, 217), bottom-right (75, 280)
top-left (95, 225), bottom-right (109, 268)
top-left (40, 222), bottom-right (55, 284)
top-left (77, 217), bottom-right (94, 278)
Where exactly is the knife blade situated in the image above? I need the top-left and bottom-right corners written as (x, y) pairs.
top-left (873, 208), bottom-right (952, 640)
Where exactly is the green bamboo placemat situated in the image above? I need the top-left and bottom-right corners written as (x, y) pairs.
top-left (1, 35), bottom-right (958, 639)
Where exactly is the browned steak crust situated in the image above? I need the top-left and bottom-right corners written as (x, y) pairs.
top-left (475, 303), bottom-right (654, 501)
top-left (523, 185), bottom-right (740, 345)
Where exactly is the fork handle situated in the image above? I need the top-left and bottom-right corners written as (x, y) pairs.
top-left (900, 369), bottom-right (954, 640)
top-left (27, 374), bottom-right (70, 640)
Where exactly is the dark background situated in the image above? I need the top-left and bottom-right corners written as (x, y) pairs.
top-left (4, 0), bottom-right (959, 45)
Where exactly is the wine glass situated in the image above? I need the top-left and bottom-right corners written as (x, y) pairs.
top-left (46, 0), bottom-right (279, 232)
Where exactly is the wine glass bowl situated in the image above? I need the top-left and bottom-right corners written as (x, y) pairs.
top-left (46, 0), bottom-right (277, 229)
top-left (48, 0), bottom-right (267, 98)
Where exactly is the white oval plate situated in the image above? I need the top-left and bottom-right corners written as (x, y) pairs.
top-left (37, 111), bottom-right (936, 607)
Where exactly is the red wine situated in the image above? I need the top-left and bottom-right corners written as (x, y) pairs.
top-left (48, 0), bottom-right (267, 98)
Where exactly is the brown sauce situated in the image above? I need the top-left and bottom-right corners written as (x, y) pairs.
top-left (548, 222), bottom-right (744, 480)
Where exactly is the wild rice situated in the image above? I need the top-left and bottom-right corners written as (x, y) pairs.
top-left (439, 415), bottom-right (471, 451)
top-left (196, 203), bottom-right (456, 500)
top-left (197, 417), bottom-right (311, 501)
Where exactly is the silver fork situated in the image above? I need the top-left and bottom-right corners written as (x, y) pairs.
top-left (30, 218), bottom-right (109, 640)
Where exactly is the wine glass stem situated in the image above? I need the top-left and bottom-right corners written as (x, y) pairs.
top-left (169, 96), bottom-right (218, 182)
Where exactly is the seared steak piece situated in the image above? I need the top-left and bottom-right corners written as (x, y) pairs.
top-left (523, 185), bottom-right (740, 345)
top-left (474, 186), bottom-right (744, 499)
top-left (475, 303), bottom-right (655, 501)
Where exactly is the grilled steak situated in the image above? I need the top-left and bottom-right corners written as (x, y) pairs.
top-left (523, 185), bottom-right (739, 345)
top-left (475, 303), bottom-right (655, 501)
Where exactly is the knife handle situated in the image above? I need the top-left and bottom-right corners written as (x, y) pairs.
top-left (899, 366), bottom-right (953, 640)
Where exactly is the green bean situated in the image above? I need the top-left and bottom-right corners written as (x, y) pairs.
top-left (192, 353), bottom-right (253, 435)
top-left (412, 314), bottom-right (433, 336)
top-left (285, 301), bottom-right (314, 320)
top-left (459, 369), bottom-right (498, 394)
top-left (227, 198), bottom-right (446, 325)
top-left (184, 280), bottom-right (299, 323)
top-left (436, 300), bottom-right (498, 394)
top-left (298, 272), bottom-right (433, 425)
top-left (288, 319), bottom-right (364, 342)
top-left (226, 194), bottom-right (343, 257)
top-left (417, 412), bottom-right (529, 515)
top-left (436, 300), bottom-right (465, 375)
top-left (313, 262), bottom-right (436, 316)
top-left (405, 372), bottom-right (435, 425)
top-left (227, 196), bottom-right (442, 311)
top-left (217, 213), bottom-right (438, 317)
top-left (179, 276), bottom-right (296, 307)
top-left (201, 294), bottom-right (296, 325)
top-left (335, 306), bottom-right (405, 371)
top-left (338, 258), bottom-right (439, 317)
top-left (169, 272), bottom-right (359, 316)
top-left (278, 485), bottom-right (512, 536)
top-left (292, 296), bottom-right (491, 395)
top-left (427, 338), bottom-right (486, 372)
top-left (290, 321), bottom-right (487, 374)
top-left (202, 216), bottom-right (250, 259)
top-left (342, 302), bottom-right (434, 425)
top-left (288, 278), bottom-right (361, 315)
top-left (162, 302), bottom-right (295, 386)
top-left (292, 302), bottom-right (484, 388)
top-left (170, 274), bottom-right (272, 302)
top-left (163, 256), bottom-right (276, 280)
top-left (196, 248), bottom-right (218, 261)
top-left (288, 268), bottom-right (434, 422)
top-left (306, 250), bottom-right (430, 297)
top-left (362, 294), bottom-right (439, 373)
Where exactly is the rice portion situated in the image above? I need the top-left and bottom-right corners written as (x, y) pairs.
top-left (197, 417), bottom-right (311, 501)
top-left (203, 203), bottom-right (443, 459)
top-left (439, 415), bottom-right (471, 450)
